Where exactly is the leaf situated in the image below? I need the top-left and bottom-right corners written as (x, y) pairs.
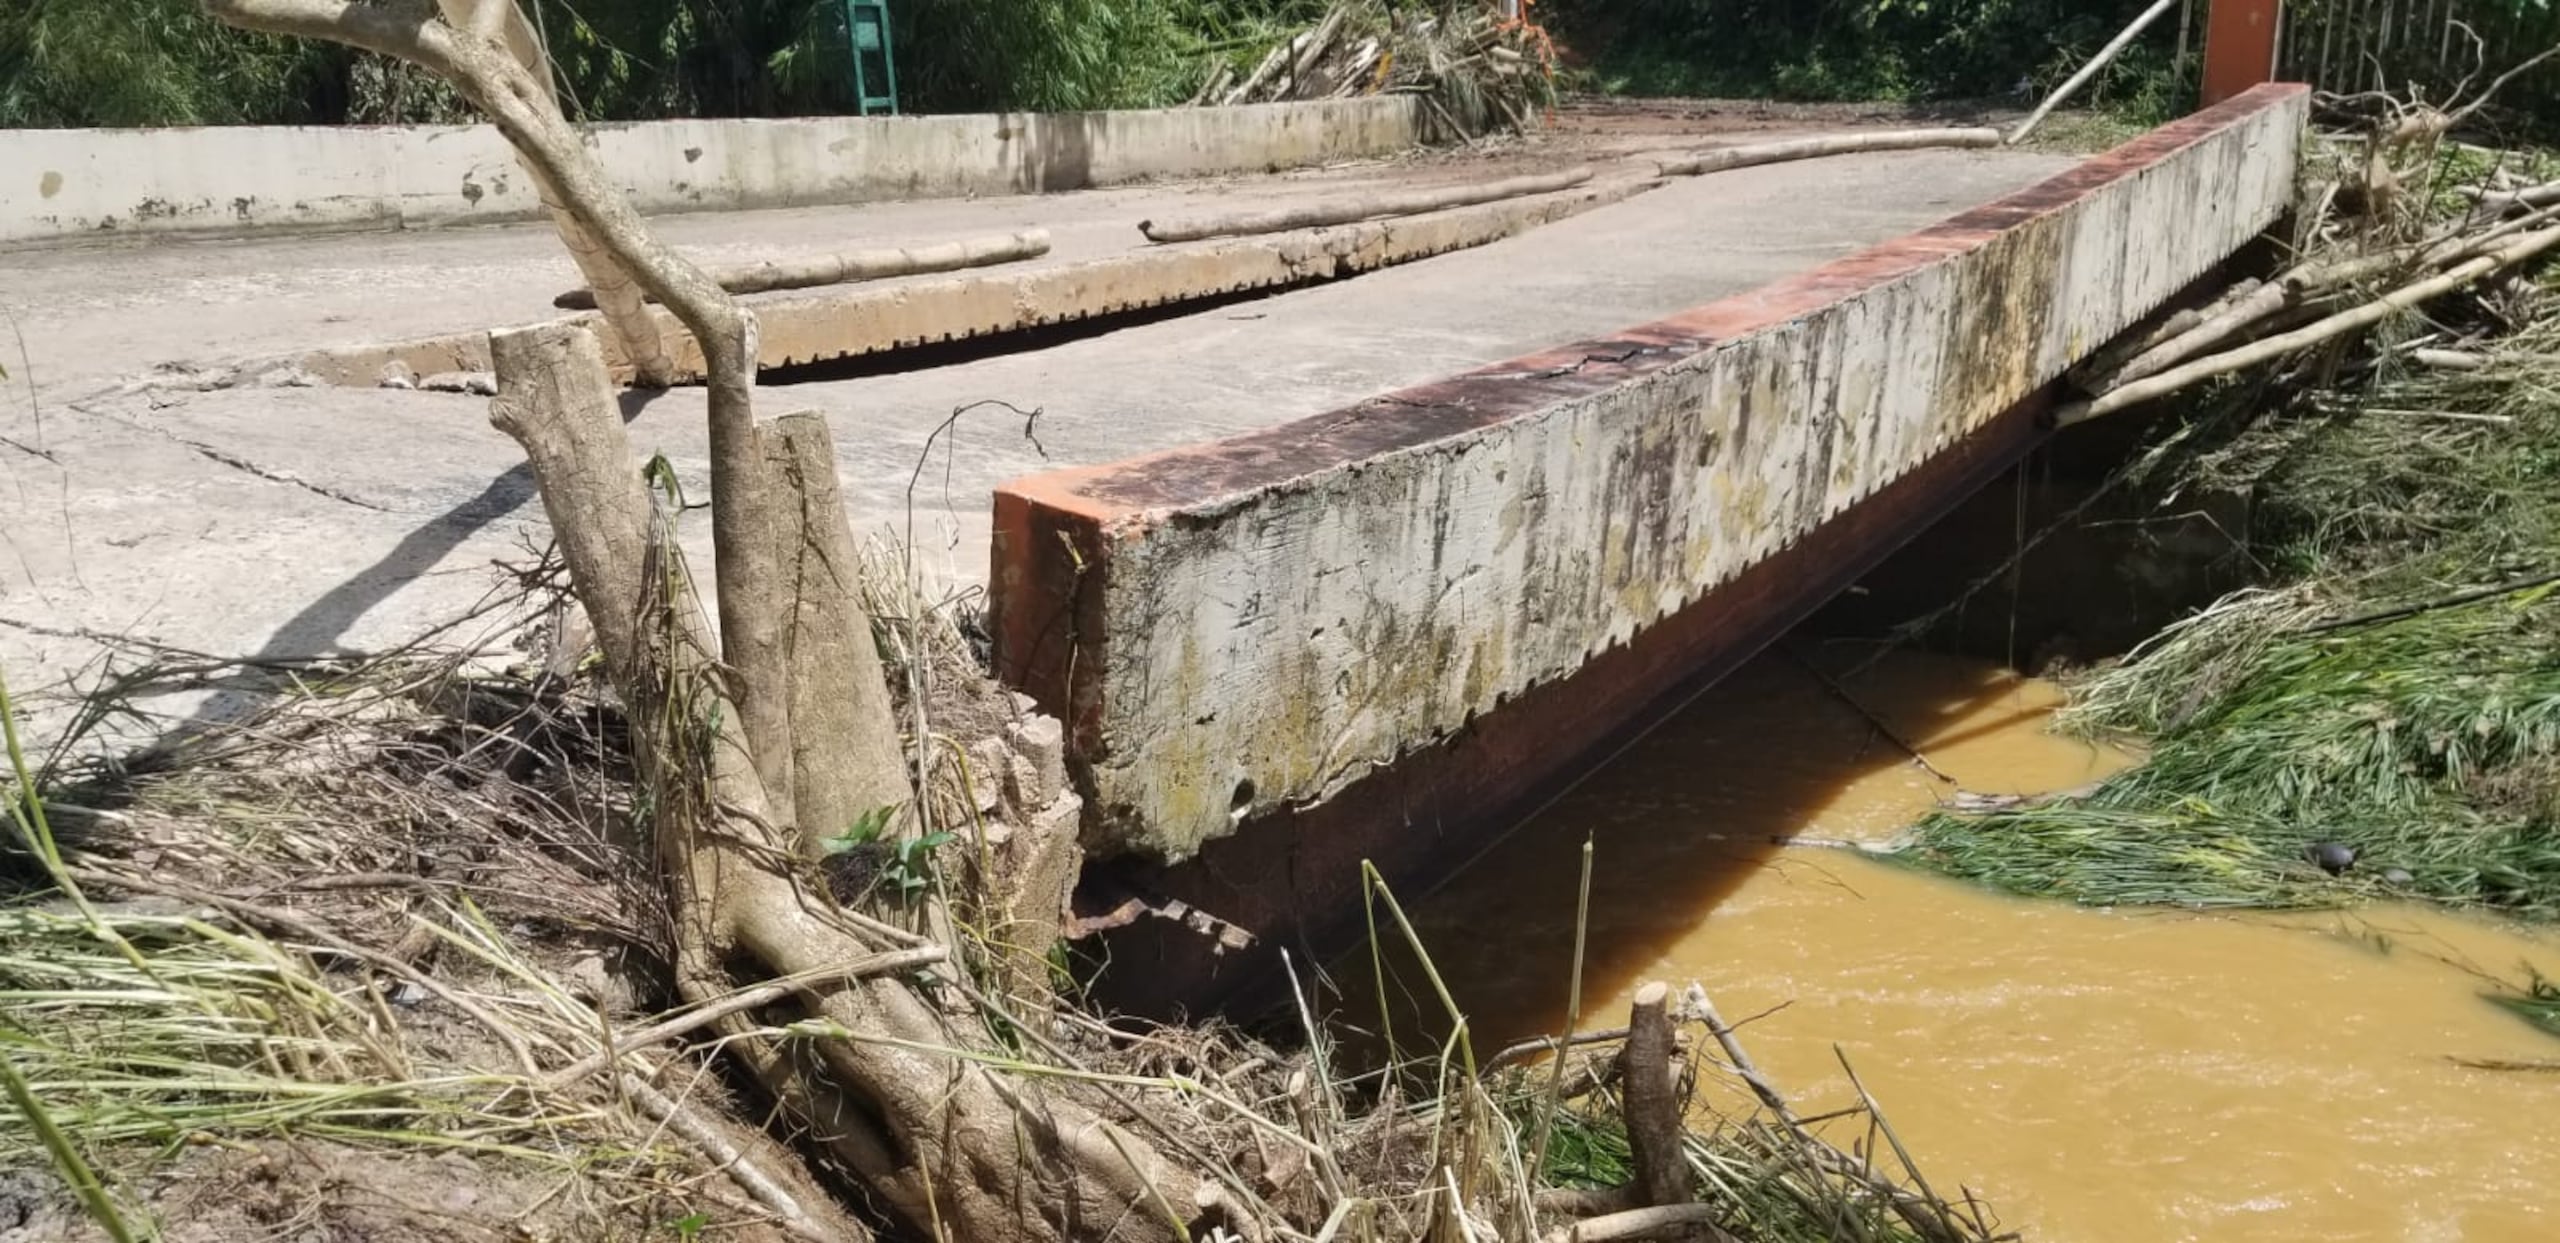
top-left (818, 803), bottom-right (899, 856)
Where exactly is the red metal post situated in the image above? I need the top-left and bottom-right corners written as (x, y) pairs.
top-left (2201, 0), bottom-right (2284, 105)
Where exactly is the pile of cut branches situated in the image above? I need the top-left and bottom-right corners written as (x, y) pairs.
top-left (1190, 1), bottom-right (1558, 138)
top-left (1905, 63), bottom-right (2560, 933)
top-left (2062, 66), bottom-right (2560, 426)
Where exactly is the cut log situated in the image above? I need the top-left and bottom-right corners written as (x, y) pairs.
top-left (1281, 5), bottom-right (1348, 99)
top-left (1654, 128), bottom-right (2001, 178)
top-left (2106, 280), bottom-right (2291, 386)
top-left (1616, 982), bottom-right (1690, 1209)
top-left (763, 411), bottom-right (909, 852)
top-left (2066, 279), bottom-right (2255, 390)
top-left (1139, 166), bottom-right (1596, 242)
top-left (1540, 1203), bottom-right (1737, 1243)
top-left (2478, 178), bottom-right (2560, 217)
top-left (554, 230), bottom-right (1052, 309)
top-left (1224, 39), bottom-right (1292, 104)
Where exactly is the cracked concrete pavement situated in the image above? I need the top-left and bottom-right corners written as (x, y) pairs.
top-left (0, 122), bottom-right (2074, 741)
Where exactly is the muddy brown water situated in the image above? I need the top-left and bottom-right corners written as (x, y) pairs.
top-left (1361, 650), bottom-right (2560, 1242)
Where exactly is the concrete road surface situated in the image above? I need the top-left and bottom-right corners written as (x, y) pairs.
top-left (0, 124), bottom-right (2072, 742)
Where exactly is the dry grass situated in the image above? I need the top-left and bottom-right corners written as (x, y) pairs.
top-left (1908, 140), bottom-right (2560, 929)
top-left (4, 612), bottom-right (2010, 1242)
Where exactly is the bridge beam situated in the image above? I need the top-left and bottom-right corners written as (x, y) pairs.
top-left (993, 85), bottom-right (2309, 1014)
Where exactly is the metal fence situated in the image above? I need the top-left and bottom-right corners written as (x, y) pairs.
top-left (2280, 0), bottom-right (2560, 118)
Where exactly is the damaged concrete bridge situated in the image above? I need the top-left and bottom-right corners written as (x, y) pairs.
top-left (990, 86), bottom-right (2306, 1010)
top-left (0, 85), bottom-right (2306, 1013)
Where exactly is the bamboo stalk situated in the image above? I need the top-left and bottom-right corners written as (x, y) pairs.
top-left (1656, 127), bottom-right (1999, 177)
top-left (555, 230), bottom-right (1049, 308)
top-left (2062, 222), bottom-right (2560, 423)
top-left (2106, 281), bottom-right (2294, 386)
top-left (1527, 834), bottom-right (1595, 1182)
top-left (2007, 0), bottom-right (2183, 145)
top-left (2066, 281), bottom-right (2247, 389)
top-left (1140, 166), bottom-right (1594, 242)
top-left (1540, 1203), bottom-right (1735, 1243)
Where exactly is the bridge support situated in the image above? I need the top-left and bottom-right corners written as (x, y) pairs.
top-left (2203, 0), bottom-right (2284, 105)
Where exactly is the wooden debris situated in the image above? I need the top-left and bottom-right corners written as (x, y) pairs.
top-left (1140, 166), bottom-right (1593, 242)
top-left (1200, 1), bottom-right (1555, 138)
top-left (1655, 128), bottom-right (2001, 178)
top-left (2006, 0), bottom-right (2182, 146)
top-left (1616, 982), bottom-right (1691, 1211)
top-left (2062, 222), bottom-right (2560, 425)
top-left (554, 230), bottom-right (1050, 308)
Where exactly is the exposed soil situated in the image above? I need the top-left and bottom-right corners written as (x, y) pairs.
top-left (4, 1139), bottom-right (779, 1243)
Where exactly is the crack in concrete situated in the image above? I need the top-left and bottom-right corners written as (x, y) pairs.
top-left (1479, 345), bottom-right (1666, 382)
top-left (0, 433), bottom-right (58, 463)
top-left (67, 397), bottom-right (393, 513)
top-left (0, 613), bottom-right (129, 644)
top-left (171, 436), bottom-right (393, 513)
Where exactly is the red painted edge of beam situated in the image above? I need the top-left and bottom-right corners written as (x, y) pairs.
top-left (991, 82), bottom-right (2307, 720)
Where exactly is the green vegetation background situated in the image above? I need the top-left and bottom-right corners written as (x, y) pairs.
top-left (0, 1), bottom-right (2190, 127)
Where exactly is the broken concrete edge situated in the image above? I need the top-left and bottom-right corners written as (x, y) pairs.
top-left (987, 83), bottom-right (2311, 864)
top-left (275, 175), bottom-right (1662, 388)
top-left (0, 97), bottom-right (1427, 248)
top-left (1087, 385), bottom-right (2060, 1022)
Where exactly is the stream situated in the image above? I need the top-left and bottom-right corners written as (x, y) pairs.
top-left (1377, 649), bottom-right (2560, 1242)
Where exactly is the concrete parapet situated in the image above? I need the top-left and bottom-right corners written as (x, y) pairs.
top-left (0, 97), bottom-right (1424, 246)
top-left (991, 85), bottom-right (2308, 865)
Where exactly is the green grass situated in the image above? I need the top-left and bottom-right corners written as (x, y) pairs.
top-left (2495, 972), bottom-right (2560, 1038)
top-left (1909, 277), bottom-right (2560, 920)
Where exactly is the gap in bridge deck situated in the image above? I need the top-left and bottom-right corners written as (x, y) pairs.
top-left (757, 281), bottom-right (1302, 385)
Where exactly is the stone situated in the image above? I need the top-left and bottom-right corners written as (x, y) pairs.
top-left (964, 737), bottom-right (1013, 815)
top-left (1005, 712), bottom-right (1069, 806)
top-left (418, 370), bottom-right (498, 396)
top-left (377, 359), bottom-right (417, 389)
top-left (558, 951), bottom-right (638, 1012)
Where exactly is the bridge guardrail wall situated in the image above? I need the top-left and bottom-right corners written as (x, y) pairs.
top-left (0, 97), bottom-right (1424, 247)
top-left (991, 84), bottom-right (2309, 864)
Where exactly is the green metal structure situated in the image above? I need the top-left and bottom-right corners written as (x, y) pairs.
top-left (843, 0), bottom-right (898, 115)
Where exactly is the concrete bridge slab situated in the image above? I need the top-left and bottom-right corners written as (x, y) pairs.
top-left (2, 116), bottom-right (2085, 732)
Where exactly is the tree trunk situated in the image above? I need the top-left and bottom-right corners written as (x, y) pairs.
top-left (1617, 982), bottom-right (1690, 1210)
top-left (488, 322), bottom-right (1194, 1241)
top-left (434, 0), bottom-right (677, 386)
top-left (764, 411), bottom-right (910, 849)
top-left (200, 4), bottom-right (1201, 1238)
